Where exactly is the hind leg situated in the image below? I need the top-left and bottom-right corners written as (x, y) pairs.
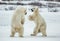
top-left (40, 26), bottom-right (47, 37)
top-left (31, 24), bottom-right (40, 36)
top-left (18, 27), bottom-right (24, 37)
top-left (31, 29), bottom-right (40, 36)
top-left (10, 28), bottom-right (15, 37)
top-left (38, 28), bottom-right (41, 33)
top-left (31, 26), bottom-right (39, 36)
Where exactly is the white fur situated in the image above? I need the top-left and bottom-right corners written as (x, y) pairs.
top-left (10, 6), bottom-right (26, 37)
top-left (29, 7), bottom-right (47, 37)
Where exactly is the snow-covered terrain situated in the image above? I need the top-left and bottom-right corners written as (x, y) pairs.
top-left (0, 5), bottom-right (60, 41)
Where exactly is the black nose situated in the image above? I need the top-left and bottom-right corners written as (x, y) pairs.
top-left (31, 9), bottom-right (34, 12)
top-left (25, 12), bottom-right (27, 15)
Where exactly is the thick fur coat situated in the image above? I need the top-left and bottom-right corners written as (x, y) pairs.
top-left (29, 7), bottom-right (47, 37)
top-left (10, 7), bottom-right (27, 37)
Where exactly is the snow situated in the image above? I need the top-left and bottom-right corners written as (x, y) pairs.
top-left (0, 5), bottom-right (60, 41)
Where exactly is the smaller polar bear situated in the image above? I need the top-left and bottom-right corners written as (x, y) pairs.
top-left (29, 7), bottom-right (47, 37)
top-left (10, 6), bottom-right (27, 37)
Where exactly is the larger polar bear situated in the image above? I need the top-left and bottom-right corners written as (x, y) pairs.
top-left (29, 7), bottom-right (47, 37)
top-left (10, 6), bottom-right (27, 37)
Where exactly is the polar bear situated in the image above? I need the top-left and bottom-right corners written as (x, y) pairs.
top-left (10, 6), bottom-right (27, 37)
top-left (29, 7), bottom-right (47, 37)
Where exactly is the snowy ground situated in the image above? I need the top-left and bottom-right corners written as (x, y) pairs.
top-left (0, 6), bottom-right (60, 41)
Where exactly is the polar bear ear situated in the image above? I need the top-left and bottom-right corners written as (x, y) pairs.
top-left (33, 7), bottom-right (39, 16)
top-left (34, 7), bottom-right (39, 13)
top-left (36, 8), bottom-right (38, 11)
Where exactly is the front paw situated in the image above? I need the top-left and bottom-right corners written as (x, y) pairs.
top-left (21, 22), bottom-right (24, 24)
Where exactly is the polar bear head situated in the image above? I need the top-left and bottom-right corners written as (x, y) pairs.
top-left (15, 6), bottom-right (27, 15)
top-left (29, 7), bottom-right (39, 21)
